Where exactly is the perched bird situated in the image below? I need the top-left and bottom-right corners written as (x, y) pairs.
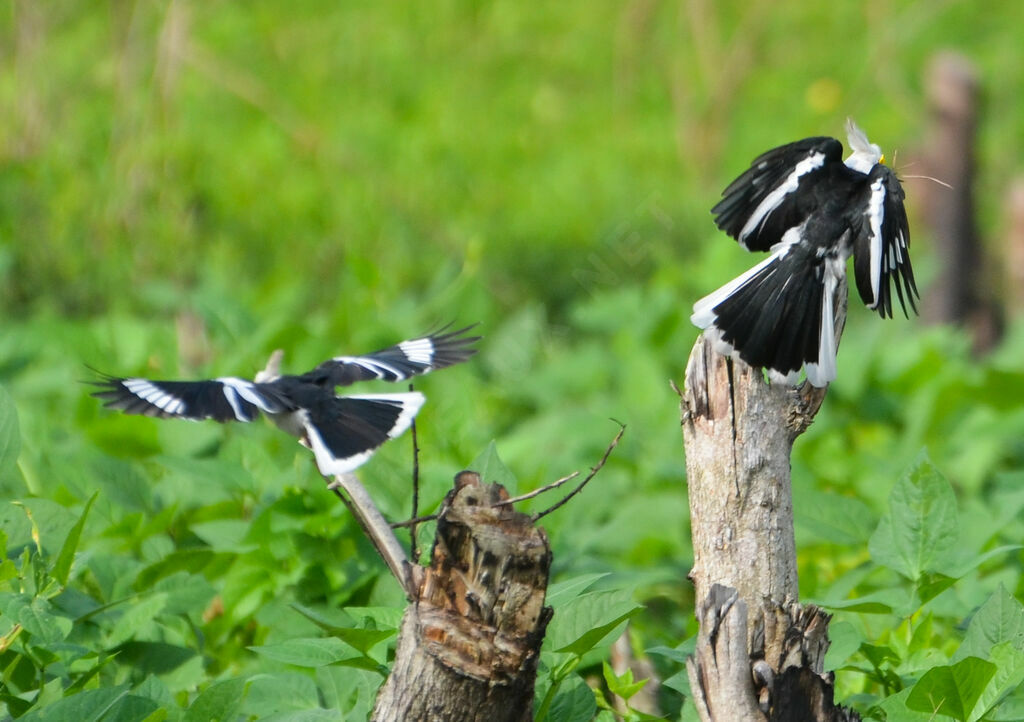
top-left (691, 119), bottom-right (917, 386)
top-left (92, 325), bottom-right (479, 475)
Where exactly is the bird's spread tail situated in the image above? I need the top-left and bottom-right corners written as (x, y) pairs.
top-left (301, 392), bottom-right (425, 476)
top-left (691, 240), bottom-right (843, 387)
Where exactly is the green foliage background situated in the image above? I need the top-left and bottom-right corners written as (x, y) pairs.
top-left (2, 1), bottom-right (1023, 719)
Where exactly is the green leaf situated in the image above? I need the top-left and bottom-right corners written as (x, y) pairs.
top-left (115, 641), bottom-right (198, 675)
top-left (54, 493), bottom-right (97, 587)
top-left (289, 604), bottom-right (399, 654)
top-left (19, 597), bottom-right (73, 643)
top-left (824, 621), bottom-right (863, 669)
top-left (250, 637), bottom-right (358, 667)
top-left (542, 674), bottom-right (596, 722)
top-left (602, 661), bottom-right (647, 700)
top-left (545, 573), bottom-right (610, 608)
top-left (18, 685), bottom-right (132, 722)
top-left (468, 441), bottom-right (518, 494)
top-left (820, 588), bottom-right (904, 614)
top-left (796, 490), bottom-right (878, 544)
top-left (242, 672), bottom-right (321, 716)
top-left (868, 452), bottom-right (959, 580)
top-left (185, 677), bottom-right (248, 722)
top-left (954, 585), bottom-right (1024, 662)
top-left (0, 385), bottom-right (21, 482)
top-left (969, 642), bottom-right (1024, 722)
top-left (548, 588), bottom-right (642, 656)
top-left (106, 593), bottom-right (167, 648)
top-left (906, 656), bottom-right (997, 721)
top-left (874, 688), bottom-right (944, 722)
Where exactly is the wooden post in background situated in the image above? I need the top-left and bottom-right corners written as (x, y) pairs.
top-left (680, 281), bottom-right (859, 721)
top-left (916, 51), bottom-right (1002, 352)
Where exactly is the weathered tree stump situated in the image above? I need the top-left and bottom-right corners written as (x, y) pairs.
top-left (680, 280), bottom-right (859, 721)
top-left (371, 471), bottom-right (553, 722)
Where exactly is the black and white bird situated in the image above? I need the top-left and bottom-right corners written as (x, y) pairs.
top-left (92, 325), bottom-right (479, 476)
top-left (691, 119), bottom-right (917, 386)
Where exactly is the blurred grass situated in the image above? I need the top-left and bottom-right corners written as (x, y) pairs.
top-left (2, 0), bottom-right (1024, 716)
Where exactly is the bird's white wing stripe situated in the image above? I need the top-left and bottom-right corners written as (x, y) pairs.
top-left (739, 152), bottom-right (825, 243)
top-left (218, 377), bottom-right (276, 412)
top-left (864, 178), bottom-right (886, 307)
top-left (398, 338), bottom-right (435, 365)
top-left (331, 355), bottom-right (405, 380)
top-left (219, 385), bottom-right (247, 421)
top-left (691, 227), bottom-right (802, 328)
top-left (804, 257), bottom-right (842, 387)
top-left (123, 378), bottom-right (186, 415)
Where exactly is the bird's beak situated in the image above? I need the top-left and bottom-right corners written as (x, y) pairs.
top-left (880, 154), bottom-right (886, 166)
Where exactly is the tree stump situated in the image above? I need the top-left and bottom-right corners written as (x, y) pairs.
top-left (680, 280), bottom-right (859, 721)
top-left (371, 471), bottom-right (553, 722)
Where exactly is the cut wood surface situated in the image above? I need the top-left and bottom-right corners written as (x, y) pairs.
top-left (372, 471), bottom-right (552, 722)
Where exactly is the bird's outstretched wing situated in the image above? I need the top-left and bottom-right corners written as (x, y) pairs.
top-left (91, 375), bottom-right (287, 422)
top-left (301, 392), bottom-right (425, 475)
top-left (306, 324), bottom-right (480, 387)
top-left (712, 137), bottom-right (844, 252)
top-left (853, 165), bottom-right (918, 318)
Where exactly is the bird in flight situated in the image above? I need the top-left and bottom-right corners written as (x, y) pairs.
top-left (691, 119), bottom-right (917, 386)
top-left (92, 325), bottom-right (480, 475)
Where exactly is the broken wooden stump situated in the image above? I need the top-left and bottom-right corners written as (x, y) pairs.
top-left (680, 279), bottom-right (860, 720)
top-left (371, 471), bottom-right (553, 722)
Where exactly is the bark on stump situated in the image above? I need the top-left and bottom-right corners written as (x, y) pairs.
top-left (372, 471), bottom-right (553, 722)
top-left (681, 281), bottom-right (859, 721)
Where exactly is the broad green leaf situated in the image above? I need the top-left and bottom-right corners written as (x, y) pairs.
top-left (906, 656), bottom-right (996, 721)
top-left (152, 571), bottom-right (217, 617)
top-left (54, 493), bottom-right (97, 586)
top-left (99, 694), bottom-right (161, 722)
top-left (824, 621), bottom-right (863, 669)
top-left (19, 598), bottom-right (73, 643)
top-left (290, 604), bottom-right (400, 653)
top-left (468, 441), bottom-right (518, 495)
top-left (954, 585), bottom-right (1024, 662)
top-left (250, 637), bottom-right (357, 667)
top-left (548, 588), bottom-right (642, 656)
top-left (875, 688), bottom-right (944, 722)
top-left (545, 573), bottom-right (610, 608)
top-left (541, 674), bottom-right (596, 722)
top-left (18, 685), bottom-right (132, 722)
top-left (820, 588), bottom-right (905, 614)
top-left (184, 677), bottom-right (248, 722)
top-left (116, 641), bottom-right (198, 675)
top-left (869, 453), bottom-right (958, 580)
top-left (646, 637), bottom-right (696, 665)
top-left (969, 642), bottom-right (1024, 722)
top-left (134, 549), bottom-right (224, 590)
top-left (242, 672), bottom-right (321, 716)
top-left (602, 661), bottom-right (648, 700)
top-left (796, 489), bottom-right (878, 544)
top-left (106, 593), bottom-right (167, 648)
top-left (660, 668), bottom-right (691, 699)
top-left (0, 386), bottom-right (20, 483)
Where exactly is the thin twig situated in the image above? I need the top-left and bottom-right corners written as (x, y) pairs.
top-left (408, 382), bottom-right (421, 564)
top-left (532, 422), bottom-right (626, 522)
top-left (391, 512), bottom-right (438, 529)
top-left (492, 471), bottom-right (580, 507)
